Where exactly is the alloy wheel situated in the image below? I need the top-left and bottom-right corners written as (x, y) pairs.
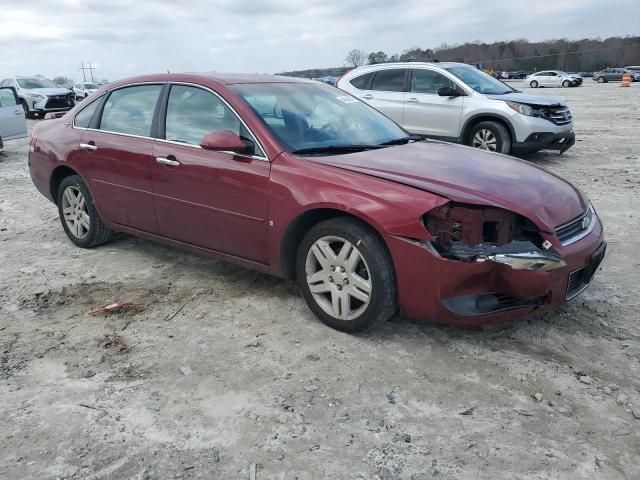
top-left (305, 235), bottom-right (372, 321)
top-left (472, 129), bottom-right (497, 151)
top-left (61, 186), bottom-right (90, 239)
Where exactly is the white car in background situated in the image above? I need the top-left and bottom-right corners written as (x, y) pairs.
top-left (337, 62), bottom-right (575, 154)
top-left (0, 86), bottom-right (28, 151)
top-left (526, 71), bottom-right (578, 88)
top-left (72, 82), bottom-right (100, 100)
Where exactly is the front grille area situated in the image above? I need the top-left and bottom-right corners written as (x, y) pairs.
top-left (542, 106), bottom-right (572, 125)
top-left (45, 95), bottom-right (73, 109)
top-left (555, 207), bottom-right (594, 245)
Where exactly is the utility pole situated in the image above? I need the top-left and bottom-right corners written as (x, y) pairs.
top-left (79, 62), bottom-right (96, 82)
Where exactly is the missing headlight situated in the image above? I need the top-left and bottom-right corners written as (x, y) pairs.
top-left (423, 203), bottom-right (563, 270)
top-left (424, 203), bottom-right (543, 251)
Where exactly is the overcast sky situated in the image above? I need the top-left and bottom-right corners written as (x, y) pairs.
top-left (1, 0), bottom-right (638, 82)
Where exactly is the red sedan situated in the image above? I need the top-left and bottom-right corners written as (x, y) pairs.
top-left (28, 73), bottom-right (605, 331)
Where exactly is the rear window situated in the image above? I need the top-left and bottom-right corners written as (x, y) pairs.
top-left (349, 72), bottom-right (373, 90)
top-left (370, 69), bottom-right (406, 92)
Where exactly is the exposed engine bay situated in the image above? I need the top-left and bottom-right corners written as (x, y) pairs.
top-left (424, 202), bottom-right (566, 271)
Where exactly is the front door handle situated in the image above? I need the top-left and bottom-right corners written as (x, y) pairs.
top-left (407, 97), bottom-right (419, 103)
top-left (362, 94), bottom-right (373, 100)
top-left (14, 110), bottom-right (23, 116)
top-left (156, 157), bottom-right (180, 167)
top-left (79, 143), bottom-right (97, 151)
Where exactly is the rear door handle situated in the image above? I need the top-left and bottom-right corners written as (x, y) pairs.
top-left (407, 97), bottom-right (419, 103)
top-left (362, 94), bottom-right (373, 99)
top-left (156, 157), bottom-right (180, 166)
top-left (79, 143), bottom-right (97, 151)
top-left (14, 110), bottom-right (23, 116)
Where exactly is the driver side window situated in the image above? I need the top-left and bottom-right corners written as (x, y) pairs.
top-left (165, 85), bottom-right (264, 156)
top-left (0, 88), bottom-right (18, 107)
top-left (411, 69), bottom-right (455, 94)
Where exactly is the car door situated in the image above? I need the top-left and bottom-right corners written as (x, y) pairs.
top-left (151, 84), bottom-right (270, 263)
top-left (355, 69), bottom-right (407, 124)
top-left (79, 84), bottom-right (162, 233)
top-left (0, 87), bottom-right (27, 140)
top-left (402, 68), bottom-right (464, 138)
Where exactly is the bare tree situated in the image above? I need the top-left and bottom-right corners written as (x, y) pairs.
top-left (345, 49), bottom-right (367, 68)
top-left (52, 76), bottom-right (73, 87)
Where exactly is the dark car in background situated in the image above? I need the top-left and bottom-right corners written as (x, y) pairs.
top-left (593, 68), bottom-right (640, 82)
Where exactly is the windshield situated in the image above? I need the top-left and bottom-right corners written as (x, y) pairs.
top-left (230, 82), bottom-right (409, 155)
top-left (444, 66), bottom-right (515, 94)
top-left (83, 83), bottom-right (99, 89)
top-left (17, 78), bottom-right (57, 89)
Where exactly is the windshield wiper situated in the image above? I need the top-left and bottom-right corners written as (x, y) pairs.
top-left (379, 135), bottom-right (423, 146)
top-left (291, 145), bottom-right (384, 155)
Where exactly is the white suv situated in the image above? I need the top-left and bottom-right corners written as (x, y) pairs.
top-left (337, 62), bottom-right (575, 154)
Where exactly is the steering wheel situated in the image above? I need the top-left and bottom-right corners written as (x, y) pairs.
top-left (320, 122), bottom-right (340, 141)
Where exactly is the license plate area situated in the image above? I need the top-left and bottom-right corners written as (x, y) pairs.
top-left (566, 242), bottom-right (606, 300)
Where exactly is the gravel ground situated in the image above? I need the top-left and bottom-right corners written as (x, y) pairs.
top-left (1, 81), bottom-right (639, 480)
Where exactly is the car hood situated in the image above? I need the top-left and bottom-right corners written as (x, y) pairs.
top-left (486, 92), bottom-right (566, 107)
top-left (309, 141), bottom-right (587, 232)
top-left (23, 88), bottom-right (70, 96)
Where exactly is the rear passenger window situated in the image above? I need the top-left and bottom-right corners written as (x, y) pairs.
top-left (370, 69), bottom-right (406, 92)
top-left (349, 72), bottom-right (373, 90)
top-left (411, 70), bottom-right (455, 94)
top-left (99, 85), bottom-right (162, 137)
top-left (74, 97), bottom-right (101, 128)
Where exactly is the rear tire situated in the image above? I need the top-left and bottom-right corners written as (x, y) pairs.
top-left (468, 121), bottom-right (511, 154)
top-left (56, 175), bottom-right (113, 248)
top-left (21, 101), bottom-right (33, 119)
top-left (296, 217), bottom-right (397, 332)
top-left (530, 80), bottom-right (538, 88)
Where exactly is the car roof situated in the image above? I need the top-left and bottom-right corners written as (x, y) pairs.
top-left (349, 61), bottom-right (470, 71)
top-left (105, 72), bottom-right (316, 88)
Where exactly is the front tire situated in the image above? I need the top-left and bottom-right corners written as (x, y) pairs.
top-left (57, 175), bottom-right (113, 248)
top-left (530, 80), bottom-right (538, 88)
top-left (296, 217), bottom-right (397, 332)
top-left (468, 121), bottom-right (511, 154)
top-left (597, 77), bottom-right (606, 83)
top-left (562, 80), bottom-right (571, 87)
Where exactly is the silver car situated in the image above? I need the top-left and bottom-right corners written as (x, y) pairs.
top-left (0, 86), bottom-right (28, 151)
top-left (337, 62), bottom-right (575, 155)
top-left (0, 76), bottom-right (74, 118)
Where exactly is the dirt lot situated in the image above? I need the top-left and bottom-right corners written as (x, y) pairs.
top-left (1, 81), bottom-right (639, 480)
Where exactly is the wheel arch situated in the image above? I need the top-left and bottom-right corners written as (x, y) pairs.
top-left (50, 165), bottom-right (84, 200)
top-left (279, 207), bottom-right (391, 280)
top-left (459, 114), bottom-right (516, 145)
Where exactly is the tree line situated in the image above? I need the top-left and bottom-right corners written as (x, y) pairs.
top-left (279, 36), bottom-right (640, 78)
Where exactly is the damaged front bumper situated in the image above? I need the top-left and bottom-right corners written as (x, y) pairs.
top-left (446, 240), bottom-right (566, 272)
top-left (385, 216), bottom-right (605, 327)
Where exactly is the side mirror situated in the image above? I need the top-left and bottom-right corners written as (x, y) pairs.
top-left (438, 87), bottom-right (462, 97)
top-left (200, 130), bottom-right (247, 154)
